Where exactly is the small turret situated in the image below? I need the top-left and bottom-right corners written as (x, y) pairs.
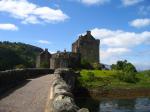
top-left (45, 48), bottom-right (48, 52)
top-left (36, 48), bottom-right (51, 68)
top-left (86, 30), bottom-right (91, 36)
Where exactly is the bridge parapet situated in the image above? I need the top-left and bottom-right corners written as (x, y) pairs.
top-left (47, 68), bottom-right (89, 112)
top-left (0, 68), bottom-right (54, 94)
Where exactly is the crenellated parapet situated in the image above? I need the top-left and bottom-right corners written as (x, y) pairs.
top-left (50, 51), bottom-right (80, 69)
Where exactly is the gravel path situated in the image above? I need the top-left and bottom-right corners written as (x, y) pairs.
top-left (0, 74), bottom-right (54, 112)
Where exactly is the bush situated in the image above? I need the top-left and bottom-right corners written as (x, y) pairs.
top-left (111, 60), bottom-right (137, 73)
top-left (15, 64), bottom-right (26, 69)
top-left (92, 63), bottom-right (101, 70)
top-left (81, 59), bottom-right (92, 69)
top-left (40, 61), bottom-right (49, 68)
top-left (117, 71), bottom-right (138, 83)
top-left (87, 72), bottom-right (95, 81)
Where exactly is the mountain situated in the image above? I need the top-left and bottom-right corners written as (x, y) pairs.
top-left (101, 63), bottom-right (111, 70)
top-left (0, 41), bottom-right (43, 71)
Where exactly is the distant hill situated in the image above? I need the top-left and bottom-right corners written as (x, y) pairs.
top-left (0, 41), bottom-right (43, 71)
top-left (101, 63), bottom-right (111, 70)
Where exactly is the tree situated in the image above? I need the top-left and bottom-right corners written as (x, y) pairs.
top-left (111, 60), bottom-right (137, 73)
top-left (112, 60), bottom-right (138, 83)
top-left (0, 41), bottom-right (43, 71)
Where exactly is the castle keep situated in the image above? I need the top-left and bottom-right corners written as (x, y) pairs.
top-left (36, 31), bottom-right (100, 69)
top-left (72, 31), bottom-right (100, 64)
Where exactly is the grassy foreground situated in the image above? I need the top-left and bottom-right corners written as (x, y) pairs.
top-left (77, 70), bottom-right (150, 89)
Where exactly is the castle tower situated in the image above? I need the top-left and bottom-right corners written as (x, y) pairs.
top-left (36, 49), bottom-right (51, 68)
top-left (72, 31), bottom-right (100, 64)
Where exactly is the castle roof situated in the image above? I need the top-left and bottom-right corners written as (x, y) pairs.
top-left (79, 31), bottom-right (95, 40)
top-left (72, 31), bottom-right (98, 45)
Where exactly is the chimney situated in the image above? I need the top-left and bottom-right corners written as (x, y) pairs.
top-left (45, 48), bottom-right (48, 52)
top-left (86, 31), bottom-right (91, 35)
top-left (64, 49), bottom-right (66, 53)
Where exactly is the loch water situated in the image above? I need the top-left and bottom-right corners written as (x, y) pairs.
top-left (76, 97), bottom-right (150, 112)
top-left (99, 97), bottom-right (150, 112)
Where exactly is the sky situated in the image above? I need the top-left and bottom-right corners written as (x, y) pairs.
top-left (0, 0), bottom-right (150, 70)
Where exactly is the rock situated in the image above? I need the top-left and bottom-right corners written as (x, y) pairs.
top-left (78, 108), bottom-right (89, 112)
top-left (54, 68), bottom-right (76, 90)
top-left (53, 95), bottom-right (79, 112)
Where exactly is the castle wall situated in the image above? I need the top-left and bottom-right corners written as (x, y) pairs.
top-left (50, 52), bottom-right (80, 69)
top-left (72, 31), bottom-right (100, 64)
top-left (36, 49), bottom-right (51, 68)
top-left (36, 30), bottom-right (99, 69)
top-left (79, 39), bottom-right (99, 63)
top-left (36, 55), bottom-right (41, 68)
top-left (50, 58), bottom-right (69, 69)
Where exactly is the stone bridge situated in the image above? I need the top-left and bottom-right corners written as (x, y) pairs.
top-left (0, 68), bottom-right (88, 112)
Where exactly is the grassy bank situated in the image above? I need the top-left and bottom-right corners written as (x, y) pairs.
top-left (77, 70), bottom-right (150, 89)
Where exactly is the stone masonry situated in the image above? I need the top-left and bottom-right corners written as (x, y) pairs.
top-left (50, 50), bottom-right (80, 69)
top-left (36, 30), bottom-right (100, 69)
top-left (36, 49), bottom-right (51, 68)
top-left (72, 31), bottom-right (100, 64)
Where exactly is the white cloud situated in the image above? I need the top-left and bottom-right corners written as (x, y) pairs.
top-left (0, 23), bottom-right (18, 31)
top-left (91, 28), bottom-right (150, 47)
top-left (89, 28), bottom-right (150, 69)
top-left (134, 62), bottom-right (150, 71)
top-left (37, 40), bottom-right (51, 44)
top-left (0, 0), bottom-right (68, 24)
top-left (122, 0), bottom-right (144, 6)
top-left (139, 6), bottom-right (150, 16)
top-left (79, 0), bottom-right (110, 5)
top-left (50, 51), bottom-right (56, 54)
top-left (130, 18), bottom-right (150, 28)
top-left (101, 48), bottom-right (130, 60)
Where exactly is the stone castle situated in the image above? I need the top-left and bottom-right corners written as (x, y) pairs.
top-left (72, 31), bottom-right (100, 64)
top-left (36, 31), bottom-right (100, 69)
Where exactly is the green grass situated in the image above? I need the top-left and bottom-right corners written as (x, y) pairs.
top-left (77, 69), bottom-right (150, 89)
top-left (136, 70), bottom-right (150, 88)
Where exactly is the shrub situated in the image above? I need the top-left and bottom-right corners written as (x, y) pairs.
top-left (40, 61), bottom-right (49, 68)
top-left (92, 63), bottom-right (101, 70)
top-left (87, 72), bottom-right (95, 81)
top-left (111, 60), bottom-right (137, 73)
top-left (81, 59), bottom-right (92, 69)
top-left (15, 64), bottom-right (26, 69)
top-left (117, 71), bottom-right (138, 83)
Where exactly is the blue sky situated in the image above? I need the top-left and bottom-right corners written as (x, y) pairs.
top-left (0, 0), bottom-right (150, 70)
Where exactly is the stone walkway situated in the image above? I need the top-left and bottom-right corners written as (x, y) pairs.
top-left (0, 74), bottom-right (54, 112)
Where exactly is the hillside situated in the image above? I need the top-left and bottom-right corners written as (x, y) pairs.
top-left (0, 41), bottom-right (43, 71)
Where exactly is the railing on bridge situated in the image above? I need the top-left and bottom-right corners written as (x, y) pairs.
top-left (0, 68), bottom-right (54, 94)
top-left (47, 68), bottom-right (89, 112)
